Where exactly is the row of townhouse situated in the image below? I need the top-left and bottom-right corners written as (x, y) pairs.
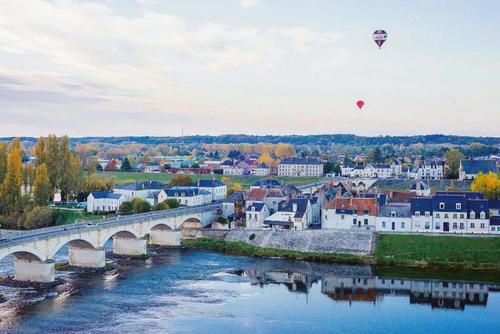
top-left (219, 159), bottom-right (272, 176)
top-left (342, 162), bottom-right (401, 179)
top-left (321, 191), bottom-right (500, 234)
top-left (277, 158), bottom-right (323, 177)
top-left (87, 179), bottom-right (227, 213)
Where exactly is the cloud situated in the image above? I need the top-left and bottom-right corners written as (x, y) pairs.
top-left (240, 0), bottom-right (261, 9)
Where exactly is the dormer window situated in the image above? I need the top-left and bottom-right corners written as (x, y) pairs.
top-left (439, 203), bottom-right (445, 210)
top-left (456, 203), bottom-right (461, 210)
top-left (480, 211), bottom-right (486, 219)
top-left (390, 212), bottom-right (396, 217)
top-left (425, 212), bottom-right (430, 217)
top-left (415, 211), bottom-right (420, 217)
top-left (470, 211), bottom-right (476, 219)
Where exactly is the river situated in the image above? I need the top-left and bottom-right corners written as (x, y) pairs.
top-left (0, 247), bottom-right (499, 334)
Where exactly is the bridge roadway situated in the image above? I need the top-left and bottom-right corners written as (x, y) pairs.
top-left (0, 202), bottom-right (221, 283)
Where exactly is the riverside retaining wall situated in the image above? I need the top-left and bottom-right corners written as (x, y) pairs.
top-left (198, 229), bottom-right (376, 255)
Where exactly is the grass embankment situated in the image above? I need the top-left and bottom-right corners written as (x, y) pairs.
top-left (102, 171), bottom-right (321, 188)
top-left (52, 208), bottom-right (111, 225)
top-left (185, 235), bottom-right (500, 272)
top-left (183, 238), bottom-right (372, 265)
top-left (375, 234), bottom-right (500, 270)
top-left (54, 262), bottom-right (115, 271)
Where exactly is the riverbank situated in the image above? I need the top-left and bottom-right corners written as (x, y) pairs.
top-left (184, 234), bottom-right (500, 271)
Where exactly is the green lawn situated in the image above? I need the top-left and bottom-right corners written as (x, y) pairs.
top-left (52, 208), bottom-right (111, 225)
top-left (375, 234), bottom-right (500, 270)
top-left (101, 171), bottom-right (322, 188)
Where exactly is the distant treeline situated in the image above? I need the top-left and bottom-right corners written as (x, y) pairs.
top-left (4, 134), bottom-right (499, 147)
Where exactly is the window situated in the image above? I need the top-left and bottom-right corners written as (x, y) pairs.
top-left (415, 211), bottom-right (420, 217)
top-left (480, 211), bottom-right (486, 219)
top-left (439, 203), bottom-right (445, 209)
top-left (460, 214), bottom-right (464, 219)
top-left (425, 222), bottom-right (430, 229)
top-left (353, 219), bottom-right (357, 225)
top-left (435, 223), bottom-right (440, 229)
top-left (435, 213), bottom-right (440, 218)
top-left (444, 214), bottom-right (449, 219)
top-left (391, 211), bottom-right (396, 217)
top-left (453, 214), bottom-right (457, 219)
top-left (425, 211), bottom-right (430, 217)
top-left (470, 223), bottom-right (475, 228)
top-left (456, 203), bottom-right (461, 210)
top-left (341, 214), bottom-right (345, 219)
top-left (382, 222), bottom-right (386, 228)
top-left (401, 222), bottom-right (405, 229)
top-left (364, 219), bottom-right (368, 225)
top-left (460, 223), bottom-right (464, 230)
top-left (453, 223), bottom-right (458, 229)
top-left (470, 211), bottom-right (475, 219)
top-left (364, 210), bottom-right (369, 215)
top-left (480, 223), bottom-right (485, 228)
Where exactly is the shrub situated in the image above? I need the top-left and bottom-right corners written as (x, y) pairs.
top-left (169, 174), bottom-right (193, 186)
top-left (249, 233), bottom-right (256, 241)
top-left (18, 207), bottom-right (55, 230)
top-left (164, 198), bottom-right (180, 209)
top-left (131, 198), bottom-right (151, 213)
top-left (153, 202), bottom-right (169, 211)
top-left (119, 201), bottom-right (133, 215)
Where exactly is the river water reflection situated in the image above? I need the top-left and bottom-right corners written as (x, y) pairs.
top-left (0, 248), bottom-right (499, 333)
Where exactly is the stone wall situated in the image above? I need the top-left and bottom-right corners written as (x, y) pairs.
top-left (222, 229), bottom-right (376, 255)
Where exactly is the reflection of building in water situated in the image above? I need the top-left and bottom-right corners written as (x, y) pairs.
top-left (246, 268), bottom-right (318, 294)
top-left (321, 275), bottom-right (489, 310)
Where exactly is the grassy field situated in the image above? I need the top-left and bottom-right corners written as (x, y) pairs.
top-left (101, 171), bottom-right (322, 188)
top-left (53, 208), bottom-right (111, 225)
top-left (375, 234), bottom-right (500, 270)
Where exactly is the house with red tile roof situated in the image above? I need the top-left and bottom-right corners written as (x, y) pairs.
top-left (322, 198), bottom-right (378, 230)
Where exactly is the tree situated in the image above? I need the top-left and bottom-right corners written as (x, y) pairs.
top-left (169, 174), bottom-right (193, 186)
top-left (33, 137), bottom-right (47, 167)
top-left (121, 156), bottom-right (132, 171)
top-left (368, 147), bottom-right (383, 163)
top-left (0, 138), bottom-right (23, 214)
top-left (46, 134), bottom-right (60, 192)
top-left (258, 153), bottom-right (276, 168)
top-left (323, 160), bottom-right (335, 174)
top-left (274, 144), bottom-right (295, 159)
top-left (0, 142), bottom-right (8, 185)
top-left (59, 135), bottom-right (73, 202)
top-left (17, 206), bottom-right (55, 230)
top-left (33, 163), bottom-right (51, 206)
top-left (445, 148), bottom-right (465, 179)
top-left (119, 201), bottom-right (133, 215)
top-left (104, 159), bottom-right (119, 171)
top-left (153, 201), bottom-right (169, 211)
top-left (471, 172), bottom-right (500, 199)
top-left (87, 156), bottom-right (97, 175)
top-left (227, 182), bottom-right (242, 196)
top-left (164, 198), bottom-right (180, 209)
top-left (84, 174), bottom-right (115, 193)
top-left (131, 197), bottom-right (151, 213)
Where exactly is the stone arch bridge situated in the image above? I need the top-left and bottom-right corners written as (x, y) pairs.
top-left (0, 203), bottom-right (220, 283)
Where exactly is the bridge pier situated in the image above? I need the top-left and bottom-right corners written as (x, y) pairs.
top-left (14, 259), bottom-right (55, 283)
top-left (150, 230), bottom-right (181, 246)
top-left (69, 247), bottom-right (106, 268)
top-left (113, 237), bottom-right (147, 256)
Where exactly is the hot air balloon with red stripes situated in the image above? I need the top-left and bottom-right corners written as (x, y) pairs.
top-left (373, 29), bottom-right (387, 49)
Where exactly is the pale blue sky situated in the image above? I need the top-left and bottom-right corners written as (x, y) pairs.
top-left (0, 0), bottom-right (499, 137)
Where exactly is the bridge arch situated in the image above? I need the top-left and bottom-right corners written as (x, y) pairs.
top-left (150, 223), bottom-right (173, 231)
top-left (180, 217), bottom-right (203, 230)
top-left (49, 238), bottom-right (99, 259)
top-left (0, 246), bottom-right (46, 262)
top-left (100, 229), bottom-right (142, 247)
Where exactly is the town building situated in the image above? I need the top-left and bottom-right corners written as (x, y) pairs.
top-left (165, 187), bottom-right (211, 206)
top-left (407, 161), bottom-right (444, 180)
top-left (87, 192), bottom-right (125, 213)
top-left (321, 198), bottom-right (378, 230)
top-left (113, 181), bottom-right (165, 201)
top-left (250, 179), bottom-right (283, 190)
top-left (376, 203), bottom-right (412, 232)
top-left (252, 163), bottom-right (272, 176)
top-left (278, 158), bottom-right (323, 177)
top-left (459, 159), bottom-right (497, 180)
top-left (145, 190), bottom-right (168, 206)
top-left (264, 198), bottom-right (312, 230)
top-left (194, 179), bottom-right (227, 201)
top-left (245, 202), bottom-right (270, 229)
top-left (222, 191), bottom-right (246, 221)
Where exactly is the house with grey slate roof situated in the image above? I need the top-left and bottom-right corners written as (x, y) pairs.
top-left (459, 159), bottom-right (497, 180)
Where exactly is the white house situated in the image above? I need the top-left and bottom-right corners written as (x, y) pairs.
top-left (365, 163), bottom-right (392, 178)
top-left (376, 203), bottom-right (412, 232)
top-left (113, 181), bottom-right (165, 201)
top-left (253, 163), bottom-right (271, 176)
top-left (278, 158), bottom-right (323, 177)
top-left (87, 192), bottom-right (125, 213)
top-left (195, 179), bottom-right (227, 201)
top-left (390, 160), bottom-right (403, 177)
top-left (145, 189), bottom-right (168, 206)
top-left (264, 198), bottom-right (312, 230)
top-left (407, 161), bottom-right (444, 180)
top-left (165, 187), bottom-right (211, 206)
top-left (322, 198), bottom-right (378, 230)
top-left (245, 202), bottom-right (270, 229)
top-left (490, 217), bottom-right (500, 234)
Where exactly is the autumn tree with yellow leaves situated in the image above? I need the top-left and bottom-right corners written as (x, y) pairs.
top-left (471, 172), bottom-right (500, 200)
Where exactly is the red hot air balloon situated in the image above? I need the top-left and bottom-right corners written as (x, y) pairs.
top-left (373, 29), bottom-right (387, 49)
top-left (356, 100), bottom-right (364, 110)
